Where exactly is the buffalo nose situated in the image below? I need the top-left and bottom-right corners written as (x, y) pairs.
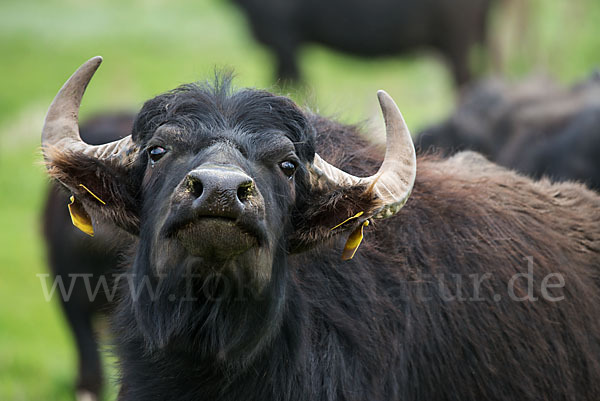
top-left (185, 165), bottom-right (254, 219)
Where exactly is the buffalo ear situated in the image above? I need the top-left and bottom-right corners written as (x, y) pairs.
top-left (45, 146), bottom-right (141, 235)
top-left (288, 182), bottom-right (380, 253)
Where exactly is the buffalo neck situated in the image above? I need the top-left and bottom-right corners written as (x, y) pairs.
top-left (113, 235), bottom-right (303, 368)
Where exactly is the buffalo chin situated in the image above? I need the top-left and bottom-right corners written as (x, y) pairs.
top-left (176, 218), bottom-right (257, 260)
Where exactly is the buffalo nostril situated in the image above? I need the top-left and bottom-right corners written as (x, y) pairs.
top-left (237, 180), bottom-right (254, 203)
top-left (186, 176), bottom-right (204, 198)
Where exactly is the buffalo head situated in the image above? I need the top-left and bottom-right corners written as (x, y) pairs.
top-left (41, 57), bottom-right (416, 353)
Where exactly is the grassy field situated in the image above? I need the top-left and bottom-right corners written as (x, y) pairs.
top-left (0, 0), bottom-right (598, 399)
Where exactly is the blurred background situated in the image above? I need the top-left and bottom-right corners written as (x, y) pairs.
top-left (0, 0), bottom-right (598, 399)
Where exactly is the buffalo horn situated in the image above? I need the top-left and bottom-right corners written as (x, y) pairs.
top-left (41, 56), bottom-right (136, 165)
top-left (312, 90), bottom-right (417, 219)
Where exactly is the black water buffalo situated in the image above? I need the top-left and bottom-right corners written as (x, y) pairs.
top-left (42, 57), bottom-right (600, 401)
top-left (416, 73), bottom-right (600, 189)
top-left (43, 112), bottom-right (135, 401)
top-left (232, 0), bottom-right (493, 86)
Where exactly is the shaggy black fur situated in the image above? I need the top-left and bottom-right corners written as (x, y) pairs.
top-left (47, 78), bottom-right (600, 401)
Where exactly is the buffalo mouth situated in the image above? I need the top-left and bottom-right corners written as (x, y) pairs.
top-left (162, 214), bottom-right (263, 260)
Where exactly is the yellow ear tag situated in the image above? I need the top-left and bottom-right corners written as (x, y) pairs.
top-left (78, 184), bottom-right (106, 205)
top-left (341, 220), bottom-right (369, 261)
top-left (67, 196), bottom-right (95, 237)
top-left (330, 211), bottom-right (364, 231)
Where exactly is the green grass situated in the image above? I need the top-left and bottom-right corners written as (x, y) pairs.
top-left (0, 0), bottom-right (598, 399)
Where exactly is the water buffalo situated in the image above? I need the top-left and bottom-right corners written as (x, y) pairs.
top-left (43, 112), bottom-right (135, 401)
top-left (416, 73), bottom-right (600, 189)
top-left (42, 57), bottom-right (600, 401)
top-left (232, 0), bottom-right (493, 86)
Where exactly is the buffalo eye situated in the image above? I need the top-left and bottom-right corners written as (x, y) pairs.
top-left (279, 160), bottom-right (297, 178)
top-left (148, 146), bottom-right (167, 164)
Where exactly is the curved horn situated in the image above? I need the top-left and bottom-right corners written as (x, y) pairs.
top-left (42, 56), bottom-right (136, 165)
top-left (313, 90), bottom-right (417, 219)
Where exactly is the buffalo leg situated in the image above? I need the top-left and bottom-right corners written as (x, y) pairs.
top-left (273, 42), bottom-right (300, 83)
top-left (443, 41), bottom-right (472, 88)
top-left (60, 297), bottom-right (103, 401)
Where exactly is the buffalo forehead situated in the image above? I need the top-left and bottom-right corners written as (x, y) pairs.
top-left (146, 124), bottom-right (299, 163)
